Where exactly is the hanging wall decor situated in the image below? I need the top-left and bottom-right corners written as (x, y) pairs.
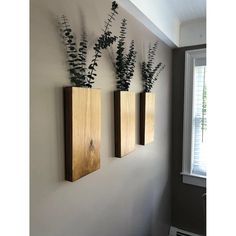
top-left (64, 87), bottom-right (101, 181)
top-left (140, 92), bottom-right (155, 145)
top-left (59, 1), bottom-right (119, 181)
top-left (140, 42), bottom-right (165, 145)
top-left (114, 90), bottom-right (135, 157)
top-left (114, 19), bottom-right (137, 157)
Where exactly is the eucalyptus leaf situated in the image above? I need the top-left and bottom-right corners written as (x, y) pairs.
top-left (58, 1), bottom-right (119, 88)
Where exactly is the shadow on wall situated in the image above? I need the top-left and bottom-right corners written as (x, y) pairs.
top-left (54, 86), bottom-right (65, 182)
top-left (117, 172), bottom-right (171, 236)
top-left (148, 177), bottom-right (171, 236)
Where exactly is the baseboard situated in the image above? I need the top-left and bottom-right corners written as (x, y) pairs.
top-left (169, 226), bottom-right (202, 236)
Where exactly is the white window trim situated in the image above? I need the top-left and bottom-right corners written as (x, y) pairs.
top-left (181, 172), bottom-right (206, 188)
top-left (169, 226), bottom-right (202, 236)
top-left (182, 48), bottom-right (206, 188)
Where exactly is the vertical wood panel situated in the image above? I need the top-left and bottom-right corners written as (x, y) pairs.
top-left (114, 91), bottom-right (136, 157)
top-left (140, 92), bottom-right (155, 145)
top-left (64, 87), bottom-right (101, 181)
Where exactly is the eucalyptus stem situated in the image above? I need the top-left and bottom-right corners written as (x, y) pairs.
top-left (87, 4), bottom-right (118, 85)
top-left (58, 1), bottom-right (119, 88)
top-left (141, 42), bottom-right (165, 92)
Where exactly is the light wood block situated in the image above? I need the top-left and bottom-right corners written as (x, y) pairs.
top-left (140, 92), bottom-right (155, 145)
top-left (64, 87), bottom-right (101, 181)
top-left (114, 91), bottom-right (136, 157)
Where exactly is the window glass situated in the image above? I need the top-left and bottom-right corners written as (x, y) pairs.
top-left (191, 58), bottom-right (207, 176)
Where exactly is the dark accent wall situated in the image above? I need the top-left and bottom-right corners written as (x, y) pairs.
top-left (171, 44), bottom-right (206, 235)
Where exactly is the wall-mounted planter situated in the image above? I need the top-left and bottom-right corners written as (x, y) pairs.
top-left (64, 87), bottom-right (101, 181)
top-left (140, 92), bottom-right (155, 145)
top-left (114, 91), bottom-right (136, 157)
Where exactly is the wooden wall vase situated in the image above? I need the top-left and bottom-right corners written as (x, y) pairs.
top-left (140, 92), bottom-right (155, 145)
top-left (114, 91), bottom-right (136, 157)
top-left (64, 87), bottom-right (101, 182)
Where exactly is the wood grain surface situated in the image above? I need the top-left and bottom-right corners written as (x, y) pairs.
top-left (140, 92), bottom-right (155, 145)
top-left (64, 87), bottom-right (101, 181)
top-left (114, 91), bottom-right (136, 157)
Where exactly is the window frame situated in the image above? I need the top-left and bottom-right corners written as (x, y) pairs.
top-left (181, 48), bottom-right (206, 188)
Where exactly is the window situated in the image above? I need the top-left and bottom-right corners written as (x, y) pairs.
top-left (182, 48), bottom-right (206, 187)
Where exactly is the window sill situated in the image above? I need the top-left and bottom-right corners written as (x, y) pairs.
top-left (181, 172), bottom-right (206, 188)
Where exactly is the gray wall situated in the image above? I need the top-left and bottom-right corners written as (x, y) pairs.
top-left (171, 44), bottom-right (206, 235)
top-left (30, 0), bottom-right (172, 236)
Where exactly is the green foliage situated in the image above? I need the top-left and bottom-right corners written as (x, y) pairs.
top-left (87, 1), bottom-right (118, 87)
top-left (58, 1), bottom-right (119, 88)
top-left (115, 19), bottom-right (137, 91)
top-left (141, 42), bottom-right (165, 92)
top-left (59, 15), bottom-right (88, 87)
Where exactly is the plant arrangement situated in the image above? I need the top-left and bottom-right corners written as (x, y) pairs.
top-left (58, 1), bottom-right (119, 88)
top-left (141, 42), bottom-right (165, 92)
top-left (115, 19), bottom-right (137, 91)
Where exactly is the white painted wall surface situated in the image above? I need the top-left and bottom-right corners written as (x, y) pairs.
top-left (180, 18), bottom-right (206, 47)
top-left (118, 0), bottom-right (180, 47)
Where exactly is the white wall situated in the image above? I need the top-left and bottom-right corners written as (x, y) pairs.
top-left (180, 18), bottom-right (206, 47)
top-left (118, 0), bottom-right (180, 47)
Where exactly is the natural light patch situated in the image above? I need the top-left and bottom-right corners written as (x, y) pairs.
top-left (191, 62), bottom-right (207, 176)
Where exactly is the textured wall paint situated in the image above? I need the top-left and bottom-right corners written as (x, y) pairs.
top-left (171, 45), bottom-right (206, 235)
top-left (30, 0), bottom-right (172, 235)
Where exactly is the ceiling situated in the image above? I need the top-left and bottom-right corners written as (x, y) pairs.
top-left (118, 0), bottom-right (206, 47)
top-left (167, 0), bottom-right (206, 23)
